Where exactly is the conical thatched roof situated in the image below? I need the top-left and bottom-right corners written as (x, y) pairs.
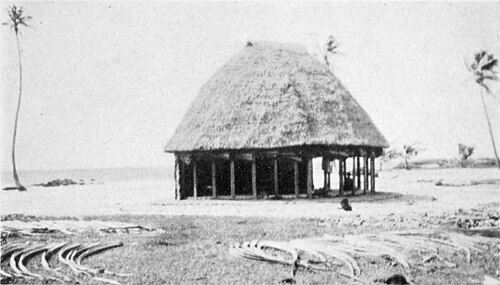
top-left (165, 41), bottom-right (388, 153)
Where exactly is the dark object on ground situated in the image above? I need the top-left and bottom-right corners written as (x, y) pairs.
top-left (270, 195), bottom-right (283, 200)
top-left (374, 274), bottom-right (410, 284)
top-left (1, 232), bottom-right (7, 245)
top-left (280, 277), bottom-right (296, 284)
top-left (313, 188), bottom-right (329, 197)
top-left (340, 198), bottom-right (352, 211)
top-left (34, 178), bottom-right (78, 187)
top-left (158, 240), bottom-right (174, 246)
top-left (2, 185), bottom-right (26, 191)
top-left (385, 274), bottom-right (409, 284)
top-left (257, 191), bottom-right (269, 199)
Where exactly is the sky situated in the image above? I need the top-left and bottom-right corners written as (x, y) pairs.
top-left (1, 1), bottom-right (500, 171)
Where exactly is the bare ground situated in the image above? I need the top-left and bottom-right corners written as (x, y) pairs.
top-left (1, 168), bottom-right (499, 284)
top-left (1, 169), bottom-right (498, 220)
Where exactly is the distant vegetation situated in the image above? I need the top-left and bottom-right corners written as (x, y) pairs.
top-left (381, 144), bottom-right (423, 170)
top-left (385, 157), bottom-right (497, 170)
top-left (380, 143), bottom-right (497, 170)
top-left (458, 143), bottom-right (475, 167)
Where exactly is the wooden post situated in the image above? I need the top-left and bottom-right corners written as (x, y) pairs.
top-left (193, 158), bottom-right (198, 198)
top-left (370, 156), bottom-right (376, 193)
top-left (339, 159), bottom-right (344, 197)
top-left (343, 158), bottom-right (347, 178)
top-left (180, 160), bottom-right (185, 200)
top-left (352, 157), bottom-right (356, 190)
top-left (273, 157), bottom-right (279, 196)
top-left (252, 156), bottom-right (257, 199)
top-left (174, 154), bottom-right (179, 200)
top-left (327, 169), bottom-right (331, 190)
top-left (323, 170), bottom-right (327, 190)
top-left (307, 157), bottom-right (313, 198)
top-left (294, 160), bottom-right (299, 198)
top-left (363, 156), bottom-right (369, 195)
top-left (211, 161), bottom-right (217, 198)
top-left (230, 154), bottom-right (235, 198)
top-left (356, 156), bottom-right (361, 190)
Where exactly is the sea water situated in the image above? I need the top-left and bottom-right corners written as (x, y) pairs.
top-left (1, 166), bottom-right (174, 187)
top-left (1, 167), bottom-right (177, 216)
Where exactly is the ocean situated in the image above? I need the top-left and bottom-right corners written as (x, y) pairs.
top-left (1, 166), bottom-right (174, 187)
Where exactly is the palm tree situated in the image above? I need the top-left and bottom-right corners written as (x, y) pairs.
top-left (467, 50), bottom-right (499, 168)
top-left (458, 143), bottom-right (474, 167)
top-left (402, 145), bottom-right (419, 170)
top-left (3, 5), bottom-right (31, 191)
top-left (324, 35), bottom-right (341, 69)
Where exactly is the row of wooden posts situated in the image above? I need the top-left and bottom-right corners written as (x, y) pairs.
top-left (335, 156), bottom-right (377, 196)
top-left (176, 154), bottom-right (377, 199)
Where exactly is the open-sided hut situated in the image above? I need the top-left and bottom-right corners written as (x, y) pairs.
top-left (165, 41), bottom-right (389, 199)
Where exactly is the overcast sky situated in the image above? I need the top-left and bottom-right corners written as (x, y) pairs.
top-left (1, 1), bottom-right (499, 171)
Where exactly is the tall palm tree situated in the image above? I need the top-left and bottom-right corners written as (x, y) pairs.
top-left (467, 50), bottom-right (499, 168)
top-left (4, 5), bottom-right (31, 191)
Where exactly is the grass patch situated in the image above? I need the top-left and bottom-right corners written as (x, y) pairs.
top-left (2, 215), bottom-right (499, 284)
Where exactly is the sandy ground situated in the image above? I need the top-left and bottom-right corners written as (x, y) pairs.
top-left (1, 169), bottom-right (499, 221)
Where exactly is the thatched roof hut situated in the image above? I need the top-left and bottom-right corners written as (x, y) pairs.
top-left (166, 41), bottom-right (388, 152)
top-left (165, 41), bottom-right (388, 200)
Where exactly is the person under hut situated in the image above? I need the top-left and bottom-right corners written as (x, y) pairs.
top-left (344, 172), bottom-right (355, 194)
top-left (314, 156), bottom-right (333, 197)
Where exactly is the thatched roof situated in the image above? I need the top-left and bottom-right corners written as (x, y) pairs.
top-left (165, 41), bottom-right (389, 153)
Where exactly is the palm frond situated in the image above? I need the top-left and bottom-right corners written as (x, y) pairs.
top-left (482, 74), bottom-right (498, 81)
top-left (468, 50), bottom-right (498, 87)
top-left (481, 58), bottom-right (498, 72)
top-left (474, 50), bottom-right (487, 64)
top-left (230, 230), bottom-right (496, 279)
top-left (5, 5), bottom-right (31, 33)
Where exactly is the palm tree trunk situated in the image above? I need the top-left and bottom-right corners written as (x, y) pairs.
top-left (480, 87), bottom-right (500, 168)
top-left (12, 32), bottom-right (26, 191)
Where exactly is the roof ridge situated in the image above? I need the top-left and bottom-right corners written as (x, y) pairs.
top-left (245, 40), bottom-right (307, 53)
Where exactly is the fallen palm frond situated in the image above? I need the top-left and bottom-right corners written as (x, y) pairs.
top-left (9, 245), bottom-right (30, 278)
top-left (1, 219), bottom-right (164, 236)
top-left (0, 268), bottom-right (12, 279)
top-left (1, 243), bottom-right (26, 262)
top-left (0, 240), bottom-right (125, 283)
top-left (58, 242), bottom-right (81, 266)
top-left (92, 276), bottom-right (123, 285)
top-left (41, 242), bottom-right (71, 282)
top-left (75, 241), bottom-right (130, 278)
top-left (230, 229), bottom-right (497, 280)
top-left (230, 239), bottom-right (362, 282)
top-left (1, 243), bottom-right (26, 279)
top-left (17, 244), bottom-right (50, 279)
top-left (66, 241), bottom-right (101, 276)
top-left (66, 248), bottom-right (91, 276)
top-left (41, 242), bottom-right (67, 271)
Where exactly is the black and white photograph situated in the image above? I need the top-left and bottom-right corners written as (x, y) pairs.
top-left (1, 1), bottom-right (499, 284)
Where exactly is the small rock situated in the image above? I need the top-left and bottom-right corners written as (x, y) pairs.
top-left (374, 274), bottom-right (410, 284)
top-left (340, 199), bottom-right (352, 211)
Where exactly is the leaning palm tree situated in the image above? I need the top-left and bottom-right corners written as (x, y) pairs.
top-left (467, 50), bottom-right (500, 168)
top-left (3, 5), bottom-right (31, 191)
